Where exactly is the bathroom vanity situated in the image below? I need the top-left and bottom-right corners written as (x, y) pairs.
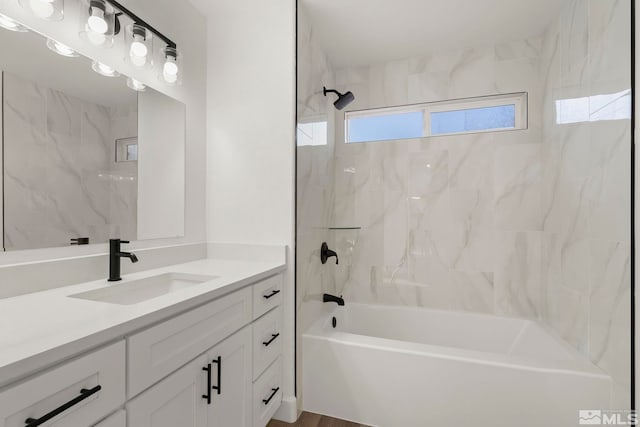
top-left (0, 255), bottom-right (285, 427)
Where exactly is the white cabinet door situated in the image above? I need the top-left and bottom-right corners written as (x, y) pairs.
top-left (94, 410), bottom-right (126, 427)
top-left (127, 354), bottom-right (208, 427)
top-left (206, 326), bottom-right (253, 427)
top-left (127, 286), bottom-right (252, 398)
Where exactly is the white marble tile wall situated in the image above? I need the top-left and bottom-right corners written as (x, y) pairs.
top-left (327, 40), bottom-right (543, 314)
top-left (2, 72), bottom-right (138, 250)
top-left (108, 104), bottom-right (138, 241)
top-left (539, 0), bottom-right (631, 408)
top-left (297, 0), bottom-right (631, 408)
top-left (296, 8), bottom-right (337, 324)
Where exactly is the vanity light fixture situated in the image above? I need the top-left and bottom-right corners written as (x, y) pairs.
top-left (161, 46), bottom-right (180, 85)
top-left (19, 0), bottom-right (63, 21)
top-left (126, 23), bottom-right (151, 67)
top-left (94, 0), bottom-right (181, 84)
top-left (87, 0), bottom-right (108, 33)
top-left (126, 76), bottom-right (145, 91)
top-left (91, 60), bottom-right (120, 77)
top-left (46, 38), bottom-right (79, 57)
top-left (80, 0), bottom-right (119, 47)
top-left (0, 13), bottom-right (28, 31)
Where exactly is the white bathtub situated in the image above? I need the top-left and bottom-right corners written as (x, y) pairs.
top-left (302, 303), bottom-right (612, 427)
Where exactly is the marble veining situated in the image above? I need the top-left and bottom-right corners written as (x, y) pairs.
top-left (2, 72), bottom-right (138, 250)
top-left (297, 0), bottom-right (631, 408)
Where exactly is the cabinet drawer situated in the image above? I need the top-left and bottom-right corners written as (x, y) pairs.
top-left (253, 358), bottom-right (282, 427)
top-left (94, 410), bottom-right (126, 427)
top-left (252, 275), bottom-right (282, 319)
top-left (252, 307), bottom-right (282, 380)
top-left (128, 286), bottom-right (252, 397)
top-left (0, 341), bottom-right (125, 427)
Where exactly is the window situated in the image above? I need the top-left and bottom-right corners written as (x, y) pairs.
top-left (115, 137), bottom-right (138, 163)
top-left (345, 92), bottom-right (527, 143)
top-left (126, 143), bottom-right (138, 161)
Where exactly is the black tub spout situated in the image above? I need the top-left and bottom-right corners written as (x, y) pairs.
top-left (323, 293), bottom-right (345, 306)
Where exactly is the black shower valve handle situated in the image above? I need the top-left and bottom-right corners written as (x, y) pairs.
top-left (320, 242), bottom-right (339, 265)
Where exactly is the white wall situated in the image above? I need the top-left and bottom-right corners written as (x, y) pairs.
top-left (0, 0), bottom-right (207, 266)
top-left (138, 90), bottom-right (185, 240)
top-left (195, 0), bottom-right (296, 420)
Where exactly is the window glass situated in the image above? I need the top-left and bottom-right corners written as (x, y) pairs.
top-left (430, 104), bottom-right (516, 135)
top-left (344, 92), bottom-right (526, 143)
top-left (347, 111), bottom-right (423, 143)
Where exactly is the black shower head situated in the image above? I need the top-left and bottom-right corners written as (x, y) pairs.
top-left (323, 86), bottom-right (355, 110)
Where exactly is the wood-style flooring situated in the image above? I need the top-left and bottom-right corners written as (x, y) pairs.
top-left (268, 412), bottom-right (369, 427)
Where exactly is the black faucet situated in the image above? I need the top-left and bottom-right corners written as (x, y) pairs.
top-left (323, 293), bottom-right (345, 306)
top-left (109, 239), bottom-right (139, 282)
top-left (320, 242), bottom-right (339, 264)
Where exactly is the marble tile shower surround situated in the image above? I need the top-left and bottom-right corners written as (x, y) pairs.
top-left (538, 0), bottom-right (631, 407)
top-left (321, 41), bottom-right (545, 315)
top-left (296, 0), bottom-right (631, 410)
top-left (2, 72), bottom-right (138, 250)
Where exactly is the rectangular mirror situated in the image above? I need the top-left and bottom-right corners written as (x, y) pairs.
top-left (0, 20), bottom-right (185, 251)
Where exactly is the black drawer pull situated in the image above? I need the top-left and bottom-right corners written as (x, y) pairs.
top-left (262, 387), bottom-right (280, 405)
top-left (263, 333), bottom-right (280, 347)
top-left (211, 356), bottom-right (222, 395)
top-left (263, 289), bottom-right (281, 299)
top-left (25, 385), bottom-right (102, 427)
top-left (202, 364), bottom-right (212, 404)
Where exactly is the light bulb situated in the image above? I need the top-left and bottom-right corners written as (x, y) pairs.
top-left (163, 71), bottom-right (178, 84)
top-left (30, 0), bottom-right (54, 19)
top-left (92, 60), bottom-right (119, 77)
top-left (46, 38), bottom-right (78, 57)
top-left (126, 77), bottom-right (146, 92)
top-left (86, 30), bottom-right (106, 46)
top-left (163, 58), bottom-right (178, 76)
top-left (130, 34), bottom-right (147, 57)
top-left (87, 7), bottom-right (108, 34)
top-left (0, 13), bottom-right (27, 32)
top-left (98, 63), bottom-right (113, 74)
top-left (131, 55), bottom-right (146, 67)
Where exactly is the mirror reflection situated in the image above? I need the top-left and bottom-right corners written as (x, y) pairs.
top-left (0, 20), bottom-right (185, 251)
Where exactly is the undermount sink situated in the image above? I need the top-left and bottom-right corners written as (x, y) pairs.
top-left (69, 273), bottom-right (219, 305)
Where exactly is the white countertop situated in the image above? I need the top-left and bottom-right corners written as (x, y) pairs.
top-left (0, 256), bottom-right (286, 388)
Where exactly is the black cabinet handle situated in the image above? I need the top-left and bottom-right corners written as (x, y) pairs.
top-left (262, 387), bottom-right (280, 405)
top-left (211, 356), bottom-right (221, 395)
top-left (25, 385), bottom-right (102, 427)
top-left (263, 289), bottom-right (281, 299)
top-left (263, 333), bottom-right (280, 347)
top-left (202, 364), bottom-right (212, 405)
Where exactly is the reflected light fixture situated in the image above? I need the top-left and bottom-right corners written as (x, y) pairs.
top-left (91, 60), bottom-right (120, 77)
top-left (126, 77), bottom-right (146, 91)
top-left (19, 0), bottom-right (63, 21)
top-left (0, 13), bottom-right (28, 32)
top-left (46, 38), bottom-right (79, 57)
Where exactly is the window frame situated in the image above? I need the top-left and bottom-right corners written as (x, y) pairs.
top-left (344, 92), bottom-right (528, 143)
